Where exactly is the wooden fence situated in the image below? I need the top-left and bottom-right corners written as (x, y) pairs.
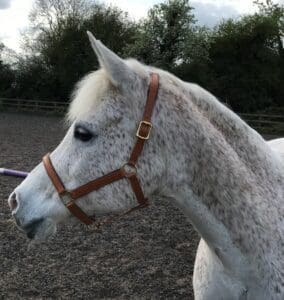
top-left (239, 113), bottom-right (284, 135)
top-left (0, 98), bottom-right (283, 135)
top-left (0, 98), bottom-right (67, 114)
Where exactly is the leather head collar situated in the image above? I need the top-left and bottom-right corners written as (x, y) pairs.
top-left (43, 73), bottom-right (159, 226)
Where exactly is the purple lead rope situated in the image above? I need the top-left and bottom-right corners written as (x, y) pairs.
top-left (0, 168), bottom-right (28, 178)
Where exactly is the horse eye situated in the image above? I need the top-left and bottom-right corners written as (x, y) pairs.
top-left (74, 125), bottom-right (94, 142)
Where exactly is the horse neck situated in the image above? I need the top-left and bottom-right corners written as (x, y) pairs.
top-left (157, 78), bottom-right (284, 275)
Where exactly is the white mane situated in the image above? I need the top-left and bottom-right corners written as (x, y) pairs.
top-left (67, 69), bottom-right (110, 122)
top-left (67, 59), bottom-right (148, 123)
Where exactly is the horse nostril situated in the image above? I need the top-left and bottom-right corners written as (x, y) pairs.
top-left (8, 192), bottom-right (19, 213)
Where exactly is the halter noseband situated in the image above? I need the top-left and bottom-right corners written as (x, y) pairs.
top-left (43, 73), bottom-right (159, 226)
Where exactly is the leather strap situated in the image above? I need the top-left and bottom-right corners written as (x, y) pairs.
top-left (43, 155), bottom-right (65, 195)
top-left (129, 73), bottom-right (159, 165)
top-left (66, 202), bottom-right (94, 225)
top-left (43, 154), bottom-right (95, 225)
top-left (128, 173), bottom-right (147, 205)
top-left (42, 73), bottom-right (159, 227)
top-left (70, 169), bottom-right (125, 199)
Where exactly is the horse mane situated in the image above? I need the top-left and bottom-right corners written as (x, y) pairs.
top-left (67, 59), bottom-right (149, 123)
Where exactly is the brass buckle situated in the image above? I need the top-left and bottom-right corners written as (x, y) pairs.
top-left (59, 190), bottom-right (73, 206)
top-left (136, 121), bottom-right (152, 140)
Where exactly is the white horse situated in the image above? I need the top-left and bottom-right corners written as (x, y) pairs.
top-left (268, 138), bottom-right (284, 160)
top-left (8, 32), bottom-right (284, 299)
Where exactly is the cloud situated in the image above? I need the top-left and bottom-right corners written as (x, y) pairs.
top-left (106, 0), bottom-right (161, 20)
top-left (192, 1), bottom-right (240, 27)
top-left (0, 0), bottom-right (12, 9)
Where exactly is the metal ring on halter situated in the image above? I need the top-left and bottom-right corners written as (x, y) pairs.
top-left (59, 190), bottom-right (73, 205)
top-left (121, 163), bottom-right (137, 178)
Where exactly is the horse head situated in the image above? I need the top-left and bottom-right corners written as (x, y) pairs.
top-left (8, 32), bottom-right (167, 240)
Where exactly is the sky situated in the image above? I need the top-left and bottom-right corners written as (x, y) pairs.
top-left (0, 0), bottom-right (282, 52)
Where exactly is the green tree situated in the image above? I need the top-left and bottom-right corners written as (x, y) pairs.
top-left (13, 56), bottom-right (55, 100)
top-left (10, 0), bottom-right (284, 114)
top-left (254, 0), bottom-right (284, 55)
top-left (18, 0), bottom-right (136, 101)
top-left (174, 26), bottom-right (213, 87)
top-left (126, 0), bottom-right (196, 70)
top-left (0, 43), bottom-right (15, 97)
top-left (254, 0), bottom-right (284, 107)
top-left (207, 14), bottom-right (282, 112)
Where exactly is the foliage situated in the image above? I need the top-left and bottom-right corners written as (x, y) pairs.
top-left (0, 0), bottom-right (283, 113)
top-left (125, 0), bottom-right (196, 70)
top-left (206, 14), bottom-right (283, 112)
top-left (254, 0), bottom-right (284, 107)
top-left (18, 0), bottom-right (137, 100)
top-left (0, 43), bottom-right (15, 97)
top-left (175, 0), bottom-right (284, 112)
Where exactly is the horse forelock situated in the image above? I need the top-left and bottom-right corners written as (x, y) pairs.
top-left (67, 69), bottom-right (111, 123)
top-left (66, 59), bottom-right (150, 124)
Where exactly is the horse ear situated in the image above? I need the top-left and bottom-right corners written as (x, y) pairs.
top-left (87, 31), bottom-right (135, 88)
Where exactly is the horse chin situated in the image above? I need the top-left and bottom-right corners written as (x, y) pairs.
top-left (26, 218), bottom-right (57, 241)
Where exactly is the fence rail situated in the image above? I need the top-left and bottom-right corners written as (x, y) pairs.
top-left (0, 98), bottom-right (283, 134)
top-left (239, 113), bottom-right (284, 134)
top-left (0, 98), bottom-right (67, 114)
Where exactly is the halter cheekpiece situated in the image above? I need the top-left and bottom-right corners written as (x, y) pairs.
top-left (43, 73), bottom-right (159, 227)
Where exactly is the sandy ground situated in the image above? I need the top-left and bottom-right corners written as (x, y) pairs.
top-left (0, 112), bottom-right (200, 299)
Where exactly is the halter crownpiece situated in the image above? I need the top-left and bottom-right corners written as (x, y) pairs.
top-left (43, 73), bottom-right (160, 226)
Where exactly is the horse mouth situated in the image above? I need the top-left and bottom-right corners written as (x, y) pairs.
top-left (23, 218), bottom-right (45, 239)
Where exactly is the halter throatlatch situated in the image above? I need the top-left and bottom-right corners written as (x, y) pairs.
top-left (43, 73), bottom-right (160, 226)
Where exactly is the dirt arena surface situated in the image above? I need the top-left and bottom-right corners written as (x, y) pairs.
top-left (0, 112), bottom-right (201, 299)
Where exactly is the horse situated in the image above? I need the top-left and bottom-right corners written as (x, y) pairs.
top-left (8, 32), bottom-right (284, 299)
top-left (268, 138), bottom-right (284, 160)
